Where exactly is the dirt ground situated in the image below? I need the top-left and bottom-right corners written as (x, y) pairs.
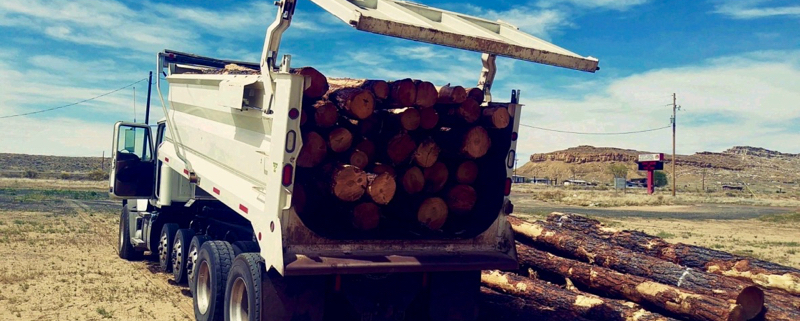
top-left (0, 199), bottom-right (193, 320)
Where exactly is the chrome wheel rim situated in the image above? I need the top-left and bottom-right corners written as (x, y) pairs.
top-left (159, 232), bottom-right (169, 265)
top-left (172, 238), bottom-right (183, 274)
top-left (228, 277), bottom-right (249, 321)
top-left (119, 222), bottom-right (125, 251)
top-left (187, 244), bottom-right (199, 284)
top-left (197, 261), bottom-right (211, 314)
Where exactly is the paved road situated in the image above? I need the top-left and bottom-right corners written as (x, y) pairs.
top-left (509, 195), bottom-right (797, 220)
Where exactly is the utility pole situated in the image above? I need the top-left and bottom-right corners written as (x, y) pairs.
top-left (672, 93), bottom-right (677, 197)
top-left (101, 151), bottom-right (105, 171)
top-left (514, 158), bottom-right (519, 177)
top-left (133, 87), bottom-right (137, 123)
top-left (702, 169), bottom-right (706, 192)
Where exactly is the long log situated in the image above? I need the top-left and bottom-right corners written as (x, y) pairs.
top-left (366, 172), bottom-right (396, 205)
top-left (291, 67), bottom-right (328, 99)
top-left (436, 84), bottom-right (467, 105)
top-left (401, 167), bottom-right (425, 194)
top-left (412, 138), bottom-right (440, 168)
top-left (466, 87), bottom-right (484, 104)
top-left (328, 127), bottom-right (353, 153)
top-left (419, 107), bottom-right (439, 130)
top-left (330, 165), bottom-right (367, 202)
top-left (297, 131), bottom-right (327, 168)
top-left (446, 184), bottom-right (477, 214)
top-left (372, 163), bottom-right (396, 176)
top-left (389, 79), bottom-right (417, 107)
top-left (507, 217), bottom-right (767, 320)
top-left (327, 88), bottom-right (375, 120)
top-left (327, 78), bottom-right (389, 100)
top-left (516, 245), bottom-right (748, 321)
top-left (461, 126), bottom-right (491, 159)
top-left (352, 202), bottom-right (380, 231)
top-left (423, 162), bottom-right (449, 193)
top-left (482, 270), bottom-right (679, 321)
top-left (417, 197), bottom-right (448, 230)
top-left (310, 100), bottom-right (338, 128)
top-left (479, 287), bottom-right (594, 321)
top-left (386, 133), bottom-right (417, 165)
top-left (456, 160), bottom-right (479, 184)
top-left (414, 80), bottom-right (438, 108)
top-left (382, 107), bottom-right (421, 132)
top-left (482, 106), bottom-right (510, 129)
top-left (547, 213), bottom-right (800, 296)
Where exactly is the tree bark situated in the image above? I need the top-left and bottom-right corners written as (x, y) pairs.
top-left (327, 87), bottom-right (375, 120)
top-left (330, 165), bottom-right (367, 202)
top-left (423, 162), bottom-right (449, 193)
top-left (507, 217), bottom-right (767, 320)
top-left (461, 126), bottom-right (491, 159)
top-left (456, 160), bottom-right (478, 184)
top-left (466, 87), bottom-right (484, 104)
top-left (291, 67), bottom-right (328, 99)
top-left (516, 245), bottom-right (749, 321)
top-left (454, 99), bottom-right (481, 124)
top-left (414, 80), bottom-right (438, 108)
top-left (366, 172), bottom-right (396, 205)
top-left (382, 107), bottom-right (421, 132)
top-left (482, 270), bottom-right (680, 321)
top-left (419, 107), bottom-right (439, 130)
top-left (437, 84), bottom-right (467, 105)
top-left (413, 138), bottom-right (440, 168)
top-left (389, 78), bottom-right (417, 107)
top-left (328, 127), bottom-right (353, 153)
top-left (352, 202), bottom-right (380, 231)
top-left (446, 184), bottom-right (477, 214)
top-left (479, 287), bottom-right (594, 321)
top-left (547, 212), bottom-right (800, 296)
top-left (309, 100), bottom-right (338, 128)
top-left (297, 131), bottom-right (327, 168)
top-left (386, 133), bottom-right (417, 165)
top-left (417, 197), bottom-right (448, 230)
top-left (327, 78), bottom-right (389, 100)
top-left (483, 106), bottom-right (511, 129)
top-left (401, 166), bottom-right (425, 195)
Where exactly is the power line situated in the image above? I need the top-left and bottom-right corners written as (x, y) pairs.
top-left (519, 123), bottom-right (671, 135)
top-left (0, 78), bottom-right (148, 119)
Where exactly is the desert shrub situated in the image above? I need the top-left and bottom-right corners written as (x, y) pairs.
top-left (607, 163), bottom-right (628, 178)
top-left (537, 189), bottom-right (566, 201)
top-left (88, 170), bottom-right (109, 181)
top-left (59, 172), bottom-right (71, 180)
top-left (653, 171), bottom-right (668, 187)
top-left (24, 170), bottom-right (38, 179)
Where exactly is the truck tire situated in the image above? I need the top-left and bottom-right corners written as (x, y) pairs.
top-left (172, 228), bottom-right (195, 284)
top-left (224, 253), bottom-right (263, 321)
top-left (158, 223), bottom-right (180, 272)
top-left (195, 240), bottom-right (235, 321)
top-left (188, 235), bottom-right (211, 295)
top-left (231, 241), bottom-right (260, 256)
top-left (118, 207), bottom-right (142, 261)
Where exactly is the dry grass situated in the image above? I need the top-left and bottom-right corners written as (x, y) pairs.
top-left (0, 177), bottom-right (107, 191)
top-left (513, 184), bottom-right (800, 208)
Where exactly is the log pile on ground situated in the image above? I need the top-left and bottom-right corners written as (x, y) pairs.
top-left (292, 67), bottom-right (512, 238)
top-left (479, 212), bottom-right (800, 321)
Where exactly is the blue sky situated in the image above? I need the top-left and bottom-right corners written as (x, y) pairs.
top-left (1, 0), bottom-right (799, 159)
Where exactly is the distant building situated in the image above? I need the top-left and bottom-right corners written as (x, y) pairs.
top-left (722, 185), bottom-right (744, 191)
top-left (563, 179), bottom-right (588, 186)
top-left (512, 175), bottom-right (527, 183)
top-left (531, 177), bottom-right (551, 185)
top-left (627, 178), bottom-right (647, 188)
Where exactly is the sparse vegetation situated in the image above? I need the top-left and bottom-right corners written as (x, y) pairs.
top-left (655, 231), bottom-right (676, 239)
top-left (88, 170), bottom-right (109, 181)
top-left (607, 163), bottom-right (628, 178)
top-left (96, 308), bottom-right (113, 319)
top-left (759, 212), bottom-right (800, 224)
top-left (24, 170), bottom-right (38, 179)
top-left (59, 172), bottom-right (71, 180)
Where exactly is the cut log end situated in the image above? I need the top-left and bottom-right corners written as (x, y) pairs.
top-left (462, 126), bottom-right (491, 159)
top-left (446, 184), bottom-right (477, 214)
top-left (483, 107), bottom-right (510, 129)
top-left (367, 173), bottom-right (397, 205)
top-left (390, 79), bottom-right (417, 107)
top-left (293, 67), bottom-right (329, 99)
top-left (457, 99), bottom-right (481, 124)
top-left (372, 163), bottom-right (396, 176)
top-left (352, 202), bottom-right (380, 231)
top-left (437, 84), bottom-right (467, 104)
top-left (313, 100), bottom-right (338, 128)
top-left (331, 88), bottom-right (375, 120)
top-left (456, 160), bottom-right (479, 184)
top-left (355, 139), bottom-right (376, 160)
top-left (424, 162), bottom-right (449, 193)
top-left (365, 80), bottom-right (389, 100)
top-left (297, 131), bottom-right (327, 168)
top-left (417, 197), bottom-right (448, 230)
top-left (402, 167), bottom-right (425, 195)
top-left (349, 150), bottom-right (370, 169)
top-left (328, 127), bottom-right (354, 153)
top-left (387, 107), bottom-right (421, 131)
top-left (414, 80), bottom-right (438, 108)
top-left (331, 165), bottom-right (367, 202)
top-left (466, 87), bottom-right (485, 104)
top-left (387, 133), bottom-right (417, 165)
top-left (413, 139), bottom-right (441, 168)
top-left (736, 286), bottom-right (765, 320)
top-left (419, 108), bottom-right (439, 130)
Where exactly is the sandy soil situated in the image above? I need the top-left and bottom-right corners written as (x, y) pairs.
top-left (0, 203), bottom-right (193, 320)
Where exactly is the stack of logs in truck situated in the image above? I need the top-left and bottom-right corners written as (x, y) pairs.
top-left (480, 213), bottom-right (800, 321)
top-left (284, 67), bottom-right (511, 238)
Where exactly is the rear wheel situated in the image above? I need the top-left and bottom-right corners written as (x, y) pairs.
top-left (159, 223), bottom-right (180, 272)
top-left (188, 235), bottom-right (211, 294)
top-left (172, 229), bottom-right (195, 284)
top-left (118, 207), bottom-right (141, 260)
top-left (195, 241), bottom-right (235, 321)
top-left (231, 241), bottom-right (260, 256)
top-left (224, 253), bottom-right (263, 321)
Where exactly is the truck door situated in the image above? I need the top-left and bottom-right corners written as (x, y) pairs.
top-left (109, 122), bottom-right (155, 198)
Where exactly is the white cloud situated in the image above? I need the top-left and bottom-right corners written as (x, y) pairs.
top-left (714, 1), bottom-right (800, 19)
top-left (514, 50), bottom-right (800, 161)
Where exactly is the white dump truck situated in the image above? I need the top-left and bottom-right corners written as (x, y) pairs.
top-left (110, 1), bottom-right (598, 320)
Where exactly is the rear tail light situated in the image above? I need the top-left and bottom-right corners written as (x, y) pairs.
top-left (504, 178), bottom-right (512, 196)
top-left (282, 164), bottom-right (294, 187)
top-left (288, 108), bottom-right (300, 120)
